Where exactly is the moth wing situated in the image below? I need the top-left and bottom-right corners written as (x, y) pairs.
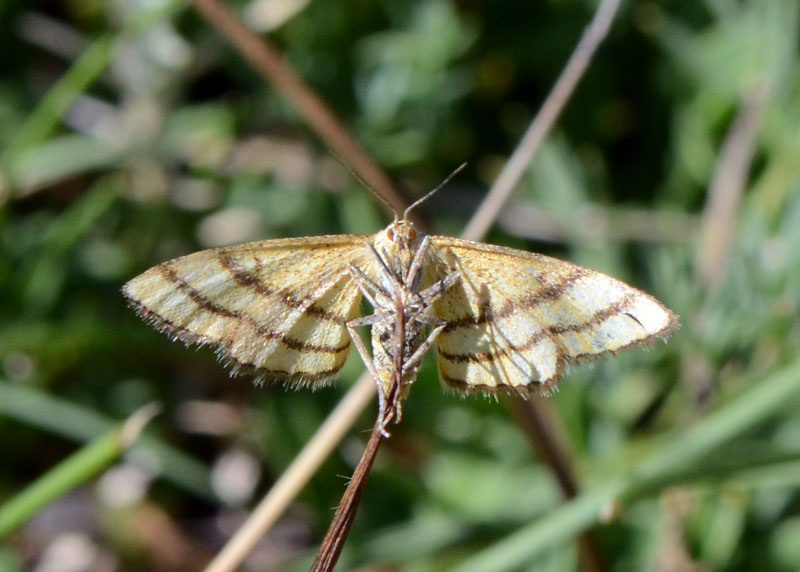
top-left (123, 234), bottom-right (374, 387)
top-left (427, 236), bottom-right (678, 394)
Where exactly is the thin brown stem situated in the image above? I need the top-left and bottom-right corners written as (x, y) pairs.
top-left (506, 397), bottom-right (578, 497)
top-left (506, 396), bottom-right (604, 572)
top-left (497, 201), bottom-right (698, 245)
top-left (462, 0), bottom-right (622, 243)
top-left (187, 0), bottom-right (417, 556)
top-left (189, 0), bottom-right (408, 218)
top-left (308, 413), bottom-right (387, 572)
top-left (310, 299), bottom-right (406, 571)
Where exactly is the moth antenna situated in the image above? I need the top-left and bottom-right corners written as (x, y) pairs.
top-left (403, 163), bottom-right (467, 220)
top-left (330, 152), bottom-right (398, 219)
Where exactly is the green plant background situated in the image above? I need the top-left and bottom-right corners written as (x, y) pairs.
top-left (2, 0), bottom-right (800, 570)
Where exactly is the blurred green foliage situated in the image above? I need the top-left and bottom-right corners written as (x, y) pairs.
top-left (2, 0), bottom-right (800, 570)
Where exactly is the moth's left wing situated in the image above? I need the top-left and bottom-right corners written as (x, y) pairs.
top-left (427, 236), bottom-right (678, 394)
top-left (123, 234), bottom-right (374, 387)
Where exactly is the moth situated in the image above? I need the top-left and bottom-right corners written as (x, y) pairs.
top-left (123, 204), bottom-right (678, 420)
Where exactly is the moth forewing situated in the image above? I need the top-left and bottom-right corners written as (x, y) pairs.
top-left (426, 236), bottom-right (678, 395)
top-left (122, 234), bottom-right (374, 387)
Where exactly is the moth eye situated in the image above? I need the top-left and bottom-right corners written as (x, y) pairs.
top-left (407, 228), bottom-right (416, 240)
top-left (387, 228), bottom-right (395, 240)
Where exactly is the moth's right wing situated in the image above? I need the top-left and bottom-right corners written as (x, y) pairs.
top-left (123, 234), bottom-right (373, 387)
top-left (428, 236), bottom-right (677, 395)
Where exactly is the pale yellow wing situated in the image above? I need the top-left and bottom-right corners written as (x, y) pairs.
top-left (426, 236), bottom-right (678, 395)
top-left (123, 234), bottom-right (373, 387)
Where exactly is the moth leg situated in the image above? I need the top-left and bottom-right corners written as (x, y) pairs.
top-left (365, 241), bottom-right (399, 287)
top-left (406, 235), bottom-right (432, 290)
top-left (418, 270), bottom-right (460, 302)
top-left (397, 271), bottom-right (459, 374)
top-left (348, 311), bottom-right (390, 328)
top-left (402, 322), bottom-right (447, 376)
top-left (404, 271), bottom-right (460, 325)
top-left (347, 314), bottom-right (403, 438)
top-left (378, 372), bottom-right (400, 433)
top-left (378, 390), bottom-right (397, 437)
top-left (387, 401), bottom-right (401, 428)
top-left (347, 263), bottom-right (390, 310)
top-left (346, 321), bottom-right (388, 419)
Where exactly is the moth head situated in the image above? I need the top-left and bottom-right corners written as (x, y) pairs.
top-left (386, 219), bottom-right (417, 244)
top-left (374, 220), bottom-right (422, 280)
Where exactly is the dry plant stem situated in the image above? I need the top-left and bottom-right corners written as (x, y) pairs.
top-left (506, 397), bottom-right (579, 498)
top-left (506, 396), bottom-right (603, 572)
top-left (695, 84), bottom-right (766, 289)
top-left (499, 201), bottom-right (698, 245)
top-left (189, 0), bottom-right (408, 218)
top-left (311, 297), bottom-right (407, 572)
top-left (309, 417), bottom-right (386, 572)
top-left (462, 0), bottom-right (622, 242)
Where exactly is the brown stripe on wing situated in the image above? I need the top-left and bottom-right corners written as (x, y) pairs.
top-left (438, 333), bottom-right (544, 364)
top-left (439, 373), bottom-right (555, 395)
top-left (546, 291), bottom-right (636, 335)
top-left (217, 253), bottom-right (350, 325)
top-left (158, 263), bottom-right (350, 355)
top-left (126, 286), bottom-right (352, 354)
top-left (442, 268), bottom-right (587, 333)
top-left (437, 291), bottom-right (638, 364)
